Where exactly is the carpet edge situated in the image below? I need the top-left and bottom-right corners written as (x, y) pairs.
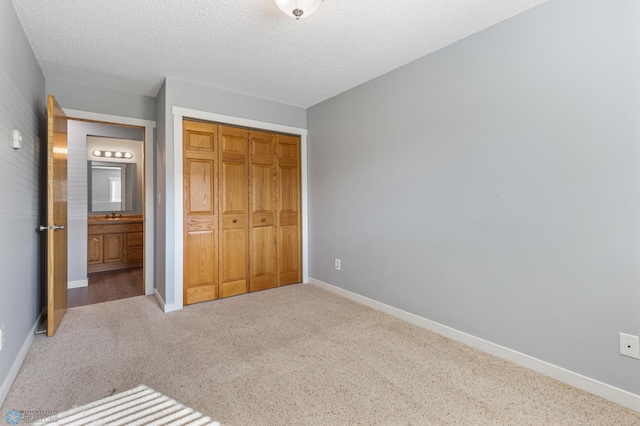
top-left (307, 278), bottom-right (640, 413)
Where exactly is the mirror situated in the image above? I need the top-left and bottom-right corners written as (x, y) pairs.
top-left (88, 161), bottom-right (136, 213)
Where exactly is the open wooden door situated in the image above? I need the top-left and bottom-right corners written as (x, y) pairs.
top-left (46, 95), bottom-right (68, 336)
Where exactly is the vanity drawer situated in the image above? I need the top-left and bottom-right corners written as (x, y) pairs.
top-left (127, 246), bottom-right (143, 261)
top-left (128, 231), bottom-right (143, 248)
top-left (88, 222), bottom-right (142, 235)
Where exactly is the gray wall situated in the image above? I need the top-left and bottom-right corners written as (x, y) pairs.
top-left (307, 0), bottom-right (640, 395)
top-left (0, 0), bottom-right (46, 405)
top-left (67, 121), bottom-right (144, 284)
top-left (46, 79), bottom-right (157, 122)
top-left (155, 77), bottom-right (307, 304)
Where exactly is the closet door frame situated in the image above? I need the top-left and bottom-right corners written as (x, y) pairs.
top-left (171, 106), bottom-right (308, 312)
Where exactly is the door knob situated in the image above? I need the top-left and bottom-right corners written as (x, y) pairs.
top-left (38, 225), bottom-right (50, 232)
top-left (53, 225), bottom-right (65, 231)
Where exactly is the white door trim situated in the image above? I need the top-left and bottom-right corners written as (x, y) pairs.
top-left (172, 106), bottom-right (309, 311)
top-left (63, 108), bottom-right (156, 296)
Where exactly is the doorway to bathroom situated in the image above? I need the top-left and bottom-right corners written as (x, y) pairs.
top-left (65, 119), bottom-right (146, 307)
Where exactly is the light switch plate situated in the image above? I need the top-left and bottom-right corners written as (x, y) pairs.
top-left (12, 130), bottom-right (22, 149)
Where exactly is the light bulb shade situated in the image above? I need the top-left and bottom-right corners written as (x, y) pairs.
top-left (275, 0), bottom-right (323, 19)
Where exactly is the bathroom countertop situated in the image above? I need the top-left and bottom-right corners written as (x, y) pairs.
top-left (88, 215), bottom-right (143, 225)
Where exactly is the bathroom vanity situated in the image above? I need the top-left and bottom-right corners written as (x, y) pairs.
top-left (87, 215), bottom-right (143, 273)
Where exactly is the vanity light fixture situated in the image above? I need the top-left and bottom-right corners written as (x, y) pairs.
top-left (275, 0), bottom-right (323, 20)
top-left (92, 150), bottom-right (133, 159)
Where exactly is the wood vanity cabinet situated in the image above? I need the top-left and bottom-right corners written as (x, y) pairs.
top-left (88, 218), bottom-right (143, 273)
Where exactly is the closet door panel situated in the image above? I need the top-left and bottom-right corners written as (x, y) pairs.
top-left (251, 225), bottom-right (276, 291)
top-left (185, 229), bottom-right (217, 304)
top-left (221, 162), bottom-right (246, 214)
top-left (251, 165), bottom-right (274, 212)
top-left (185, 127), bottom-right (215, 151)
top-left (278, 224), bottom-right (300, 284)
top-left (279, 167), bottom-right (300, 212)
top-left (186, 159), bottom-right (215, 214)
top-left (218, 126), bottom-right (249, 298)
top-left (183, 120), bottom-right (218, 305)
top-left (219, 227), bottom-right (248, 298)
top-left (250, 131), bottom-right (277, 291)
top-left (277, 134), bottom-right (302, 286)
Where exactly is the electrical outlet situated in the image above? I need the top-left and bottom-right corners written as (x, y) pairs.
top-left (334, 258), bottom-right (341, 271)
top-left (619, 332), bottom-right (640, 359)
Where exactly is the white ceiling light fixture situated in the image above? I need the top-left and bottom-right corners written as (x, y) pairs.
top-left (275, 0), bottom-right (323, 20)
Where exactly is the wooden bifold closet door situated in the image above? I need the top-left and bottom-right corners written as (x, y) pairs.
top-left (183, 120), bottom-right (219, 305)
top-left (183, 119), bottom-right (301, 305)
top-left (277, 134), bottom-right (302, 286)
top-left (249, 131), bottom-right (278, 291)
top-left (218, 126), bottom-right (249, 298)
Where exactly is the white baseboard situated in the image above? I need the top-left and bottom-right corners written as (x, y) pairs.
top-left (68, 278), bottom-right (88, 289)
top-left (308, 277), bottom-right (640, 413)
top-left (0, 312), bottom-right (42, 408)
top-left (154, 289), bottom-right (182, 313)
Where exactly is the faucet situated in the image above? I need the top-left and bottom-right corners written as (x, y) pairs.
top-left (105, 211), bottom-right (122, 219)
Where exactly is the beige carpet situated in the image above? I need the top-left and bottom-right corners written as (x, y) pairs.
top-left (2, 284), bottom-right (639, 425)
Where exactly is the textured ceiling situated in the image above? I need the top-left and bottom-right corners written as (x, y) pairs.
top-left (12, 0), bottom-right (547, 108)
